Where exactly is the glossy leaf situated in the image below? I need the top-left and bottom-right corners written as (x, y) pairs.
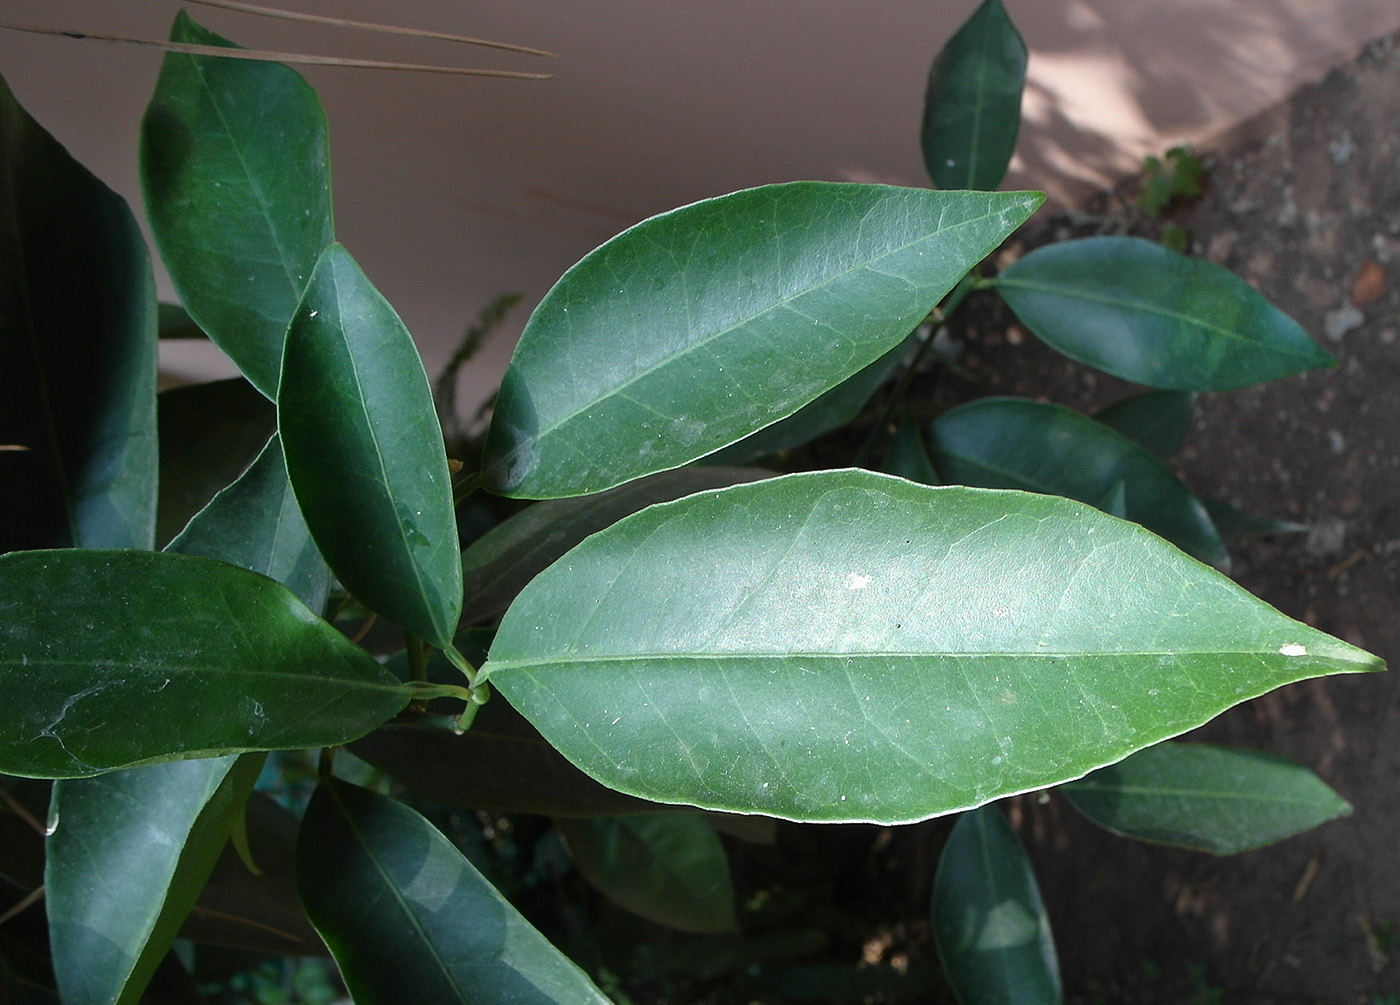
top-left (993, 237), bottom-right (1334, 390)
top-left (0, 73), bottom-right (157, 553)
top-left (921, 0), bottom-right (1027, 191)
top-left (1059, 742), bottom-right (1351, 854)
top-left (141, 11), bottom-right (334, 397)
top-left (0, 549), bottom-right (410, 778)
top-left (156, 378), bottom-right (276, 547)
top-left (931, 806), bottom-right (1060, 1004)
top-left (279, 243), bottom-right (461, 648)
top-left (483, 471), bottom-right (1380, 823)
top-left (167, 433), bottom-right (329, 612)
top-left (1093, 390), bottom-right (1195, 461)
top-left (703, 334), bottom-right (915, 465)
top-left (297, 778), bottom-right (611, 1003)
top-left (482, 183), bottom-right (1043, 498)
top-left (46, 755), bottom-right (263, 1005)
top-left (462, 467), bottom-right (770, 625)
top-left (927, 398), bottom-right (1227, 568)
top-left (882, 415), bottom-right (940, 484)
top-left (350, 702), bottom-right (661, 817)
top-left (1203, 497), bottom-right (1307, 540)
top-left (556, 814), bottom-right (737, 934)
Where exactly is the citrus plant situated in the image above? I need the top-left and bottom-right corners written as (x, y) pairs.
top-left (0, 3), bottom-right (1381, 1002)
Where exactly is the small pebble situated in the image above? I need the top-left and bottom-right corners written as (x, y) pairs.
top-left (1324, 304), bottom-right (1365, 341)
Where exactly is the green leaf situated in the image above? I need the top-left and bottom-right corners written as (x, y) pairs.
top-left (556, 813), bottom-right (737, 934)
top-left (156, 378), bottom-right (277, 547)
top-left (0, 73), bottom-right (157, 553)
top-left (483, 471), bottom-right (1380, 824)
top-left (482, 183), bottom-right (1043, 498)
top-left (993, 237), bottom-right (1334, 390)
top-left (462, 467), bottom-right (770, 625)
top-left (279, 243), bottom-right (461, 648)
top-left (931, 806), bottom-right (1060, 1004)
top-left (927, 397), bottom-right (1227, 568)
top-left (297, 778), bottom-right (611, 1003)
top-left (46, 755), bottom-right (263, 1005)
top-left (157, 302), bottom-right (205, 340)
top-left (1202, 497), bottom-right (1307, 540)
top-left (883, 414), bottom-right (940, 484)
top-left (921, 0), bottom-right (1027, 191)
top-left (1059, 742), bottom-right (1351, 854)
top-left (0, 549), bottom-right (410, 778)
top-left (703, 334), bottom-right (916, 465)
top-left (1093, 390), bottom-right (1195, 461)
top-left (350, 701), bottom-right (662, 817)
top-left (140, 11), bottom-right (334, 397)
top-left (167, 433), bottom-right (329, 612)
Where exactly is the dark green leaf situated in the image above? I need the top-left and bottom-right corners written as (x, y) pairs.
top-left (350, 700), bottom-right (661, 817)
top-left (1093, 480), bottom-right (1128, 519)
top-left (703, 334), bottom-right (916, 465)
top-left (482, 183), bottom-right (1043, 498)
top-left (46, 755), bottom-right (263, 1005)
top-left (484, 471), bottom-right (1379, 823)
top-left (1093, 390), bottom-right (1195, 461)
top-left (921, 0), bottom-right (1027, 191)
top-left (157, 302), bottom-right (205, 340)
top-left (462, 467), bottom-right (771, 625)
top-left (156, 378), bottom-right (277, 547)
top-left (297, 778), bottom-right (610, 1003)
top-left (140, 11), bottom-right (334, 397)
top-left (556, 814), bottom-right (737, 934)
top-left (0, 549), bottom-right (410, 778)
top-left (1202, 497), bottom-right (1307, 539)
top-left (993, 237), bottom-right (1334, 390)
top-left (927, 398), bottom-right (1227, 567)
top-left (931, 806), bottom-right (1060, 1004)
top-left (167, 433), bottom-right (329, 612)
top-left (1059, 742), bottom-right (1350, 854)
top-left (883, 414), bottom-right (940, 484)
top-left (279, 243), bottom-right (461, 648)
top-left (0, 73), bottom-right (157, 553)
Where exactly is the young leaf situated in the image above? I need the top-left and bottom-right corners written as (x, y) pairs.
top-left (297, 778), bottom-right (611, 1003)
top-left (141, 11), bottom-right (334, 397)
top-left (482, 183), bottom-right (1043, 498)
top-left (483, 471), bottom-right (1380, 824)
top-left (992, 237), bottom-right (1335, 390)
top-left (0, 73), bottom-right (157, 553)
top-left (1059, 742), bottom-right (1351, 854)
top-left (1202, 497), bottom-right (1307, 540)
top-left (46, 755), bottom-right (263, 1005)
top-left (556, 814), bottom-right (738, 934)
top-left (167, 433), bottom-right (330, 613)
top-left (462, 466), bottom-right (770, 625)
top-left (931, 806), bottom-right (1061, 1004)
top-left (921, 0), bottom-right (1027, 191)
top-left (279, 243), bottom-right (462, 649)
top-left (927, 398), bottom-right (1228, 568)
top-left (0, 549), bottom-right (411, 778)
top-left (1093, 390), bottom-right (1196, 461)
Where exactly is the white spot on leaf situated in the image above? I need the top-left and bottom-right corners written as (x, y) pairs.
top-left (847, 573), bottom-right (872, 590)
top-left (1280, 643), bottom-right (1308, 657)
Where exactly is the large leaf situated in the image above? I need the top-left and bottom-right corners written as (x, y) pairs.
top-left (927, 398), bottom-right (1227, 568)
top-left (167, 433), bottom-right (329, 612)
top-left (279, 243), bottom-right (461, 648)
top-left (931, 806), bottom-right (1060, 1004)
top-left (0, 73), bottom-right (157, 553)
top-left (297, 778), bottom-right (611, 1003)
top-left (46, 755), bottom-right (263, 1005)
top-left (481, 183), bottom-right (1042, 498)
top-left (483, 471), bottom-right (1379, 824)
top-left (462, 466), bottom-right (770, 625)
top-left (140, 11), bottom-right (334, 397)
top-left (993, 237), bottom-right (1334, 390)
top-left (1093, 390), bottom-right (1195, 461)
top-left (0, 549), bottom-right (411, 778)
top-left (921, 0), bottom-right (1027, 191)
top-left (156, 378), bottom-right (276, 547)
top-left (1059, 742), bottom-right (1351, 854)
top-left (556, 813), bottom-right (737, 934)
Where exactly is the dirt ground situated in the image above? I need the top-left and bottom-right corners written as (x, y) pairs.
top-left (950, 30), bottom-right (1400, 1004)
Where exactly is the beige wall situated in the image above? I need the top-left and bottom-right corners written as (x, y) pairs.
top-left (4, 1), bottom-right (1397, 400)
